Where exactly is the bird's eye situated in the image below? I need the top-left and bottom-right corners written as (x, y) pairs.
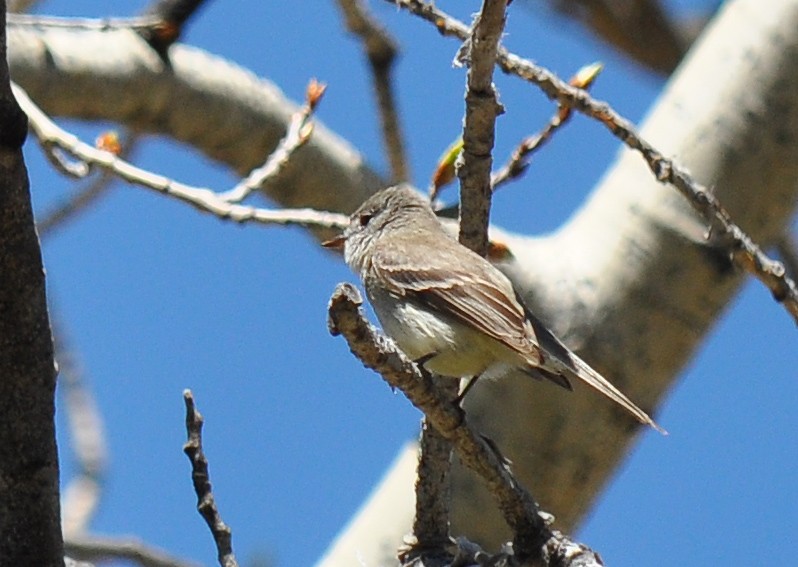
top-left (358, 213), bottom-right (374, 227)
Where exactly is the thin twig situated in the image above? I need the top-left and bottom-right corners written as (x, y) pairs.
top-left (182, 390), bottom-right (238, 567)
top-left (402, 410), bottom-right (455, 565)
top-left (7, 14), bottom-right (162, 31)
top-left (456, 0), bottom-right (508, 257)
top-left (328, 284), bottom-right (604, 566)
top-left (492, 115), bottom-right (560, 192)
top-left (219, 80), bottom-right (325, 203)
top-left (500, 53), bottom-right (798, 324)
top-left (14, 82), bottom-right (349, 230)
top-left (336, 0), bottom-right (410, 183)
top-left (386, 0), bottom-right (798, 325)
top-left (65, 534), bottom-right (200, 567)
top-left (38, 132), bottom-right (139, 237)
top-left (40, 146), bottom-right (90, 178)
top-left (409, 5), bottom-right (508, 552)
top-left (492, 62), bottom-right (602, 191)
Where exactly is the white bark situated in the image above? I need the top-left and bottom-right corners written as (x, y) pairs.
top-left (7, 25), bottom-right (383, 215)
top-left (6, 0), bottom-right (798, 561)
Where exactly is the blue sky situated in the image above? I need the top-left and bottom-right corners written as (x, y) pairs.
top-left (20, 1), bottom-right (797, 566)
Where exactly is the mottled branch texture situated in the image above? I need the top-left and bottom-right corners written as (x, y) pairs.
top-left (15, 82), bottom-right (348, 231)
top-left (7, 24), bottom-right (384, 215)
top-left (0, 0), bottom-right (63, 563)
top-left (456, 0), bottom-right (507, 257)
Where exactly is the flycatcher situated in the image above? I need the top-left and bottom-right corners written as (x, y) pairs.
top-left (324, 185), bottom-right (664, 433)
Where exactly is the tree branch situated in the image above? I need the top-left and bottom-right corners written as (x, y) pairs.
top-left (456, 0), bottom-right (507, 256)
top-left (7, 25), bottom-right (384, 215)
top-left (182, 390), bottom-right (238, 567)
top-left (15, 82), bottom-right (348, 230)
top-left (38, 131), bottom-right (137, 237)
top-left (389, 0), bottom-right (798, 324)
top-left (218, 79), bottom-right (326, 203)
top-left (492, 62), bottom-right (602, 191)
top-left (336, 0), bottom-right (410, 184)
top-left (401, 417), bottom-right (454, 566)
top-left (328, 283), bottom-right (605, 566)
top-left (0, 0), bottom-right (63, 562)
top-left (7, 14), bottom-right (162, 31)
top-left (497, 51), bottom-right (798, 324)
top-left (65, 534), bottom-right (199, 567)
top-left (7, 0), bottom-right (42, 12)
top-left (776, 233), bottom-right (798, 283)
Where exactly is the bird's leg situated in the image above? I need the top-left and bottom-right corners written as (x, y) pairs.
top-left (454, 374), bottom-right (481, 405)
top-left (413, 351), bottom-right (438, 369)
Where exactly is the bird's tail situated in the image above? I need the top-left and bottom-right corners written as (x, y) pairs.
top-left (567, 353), bottom-right (667, 435)
top-left (524, 304), bottom-right (666, 434)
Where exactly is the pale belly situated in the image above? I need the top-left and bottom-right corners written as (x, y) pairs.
top-left (369, 291), bottom-right (516, 378)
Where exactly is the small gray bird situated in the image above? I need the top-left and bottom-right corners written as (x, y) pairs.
top-left (325, 185), bottom-right (664, 434)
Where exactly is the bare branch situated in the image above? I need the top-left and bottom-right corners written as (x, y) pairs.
top-left (8, 25), bottom-right (384, 217)
top-left (182, 390), bottom-right (238, 567)
top-left (387, 0), bottom-right (798, 323)
top-left (38, 132), bottom-right (138, 237)
top-left (401, 415), bottom-right (455, 565)
top-left (219, 79), bottom-right (325, 203)
top-left (0, 4), bottom-right (63, 562)
top-left (492, 62), bottom-right (602, 191)
top-left (7, 14), bottom-right (162, 31)
top-left (457, 0), bottom-right (508, 257)
top-left (491, 118), bottom-right (559, 192)
top-left (327, 283), bottom-right (605, 565)
top-left (337, 0), bottom-right (410, 183)
top-left (500, 54), bottom-right (798, 323)
top-left (14, 82), bottom-right (349, 230)
top-left (65, 534), bottom-right (199, 567)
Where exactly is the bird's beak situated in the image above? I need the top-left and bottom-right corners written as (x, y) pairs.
top-left (321, 234), bottom-right (346, 250)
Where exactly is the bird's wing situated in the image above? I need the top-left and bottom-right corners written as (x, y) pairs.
top-left (371, 243), bottom-right (540, 361)
top-left (373, 242), bottom-right (665, 432)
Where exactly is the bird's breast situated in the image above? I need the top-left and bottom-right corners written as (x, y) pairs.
top-left (365, 286), bottom-right (508, 378)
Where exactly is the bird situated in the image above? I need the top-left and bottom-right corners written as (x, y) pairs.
top-left (324, 185), bottom-right (665, 434)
